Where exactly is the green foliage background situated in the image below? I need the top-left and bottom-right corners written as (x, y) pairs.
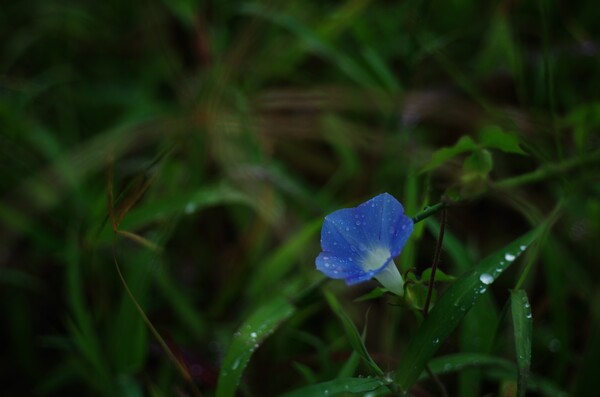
top-left (1, 0), bottom-right (599, 396)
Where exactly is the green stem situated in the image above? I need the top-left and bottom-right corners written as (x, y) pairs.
top-left (411, 202), bottom-right (448, 224)
top-left (422, 207), bottom-right (447, 317)
top-left (411, 149), bottom-right (600, 225)
top-left (494, 149), bottom-right (600, 189)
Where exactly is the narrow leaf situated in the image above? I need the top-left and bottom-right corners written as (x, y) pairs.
top-left (421, 136), bottom-right (478, 172)
top-left (479, 125), bottom-right (526, 155)
top-left (246, 219), bottom-right (321, 300)
top-left (420, 267), bottom-right (457, 283)
top-left (280, 377), bottom-right (388, 397)
top-left (511, 289), bottom-right (532, 397)
top-left (396, 229), bottom-right (538, 390)
top-left (216, 297), bottom-right (295, 397)
top-left (324, 291), bottom-right (383, 376)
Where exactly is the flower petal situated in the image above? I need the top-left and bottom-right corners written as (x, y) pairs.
top-left (320, 209), bottom-right (361, 257)
top-left (315, 193), bottom-right (414, 296)
top-left (354, 193), bottom-right (413, 256)
top-left (373, 259), bottom-right (404, 296)
top-left (316, 252), bottom-right (365, 280)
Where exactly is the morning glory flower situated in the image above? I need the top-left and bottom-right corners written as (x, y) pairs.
top-left (315, 193), bottom-right (414, 296)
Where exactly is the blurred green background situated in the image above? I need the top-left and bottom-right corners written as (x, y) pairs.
top-left (1, 0), bottom-right (599, 396)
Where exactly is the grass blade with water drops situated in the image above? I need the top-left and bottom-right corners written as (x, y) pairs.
top-left (511, 289), bottom-right (532, 397)
top-left (216, 296), bottom-right (296, 397)
top-left (279, 377), bottom-right (389, 397)
top-left (396, 228), bottom-right (539, 390)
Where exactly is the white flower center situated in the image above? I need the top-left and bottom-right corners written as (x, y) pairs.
top-left (359, 245), bottom-right (404, 296)
top-left (359, 246), bottom-right (391, 271)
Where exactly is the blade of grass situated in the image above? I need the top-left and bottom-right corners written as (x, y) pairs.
top-left (427, 220), bottom-right (498, 397)
top-left (280, 377), bottom-right (389, 397)
top-left (420, 353), bottom-right (568, 397)
top-left (395, 228), bottom-right (539, 390)
top-left (215, 296), bottom-right (295, 397)
top-left (510, 290), bottom-right (532, 397)
top-left (246, 219), bottom-right (321, 301)
top-left (323, 290), bottom-right (383, 377)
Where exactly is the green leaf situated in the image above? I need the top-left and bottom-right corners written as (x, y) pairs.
top-left (427, 220), bottom-right (499, 397)
top-left (99, 184), bottom-right (255, 241)
top-left (337, 350), bottom-right (361, 378)
top-left (361, 46), bottom-right (401, 93)
top-left (353, 287), bottom-right (387, 302)
top-left (562, 102), bottom-right (600, 152)
top-left (421, 353), bottom-right (568, 397)
top-left (404, 281), bottom-right (432, 312)
top-left (422, 353), bottom-right (512, 378)
top-left (395, 229), bottom-right (538, 390)
top-left (216, 297), bottom-right (295, 397)
top-left (420, 267), bottom-right (457, 283)
top-left (479, 125), bottom-right (526, 155)
top-left (280, 377), bottom-right (388, 397)
top-left (324, 291), bottom-right (383, 376)
top-left (109, 254), bottom-right (150, 374)
top-left (124, 184), bottom-right (253, 226)
top-left (511, 289), bottom-right (532, 397)
top-left (421, 136), bottom-right (478, 172)
top-left (246, 219), bottom-right (321, 300)
top-left (463, 149), bottom-right (493, 176)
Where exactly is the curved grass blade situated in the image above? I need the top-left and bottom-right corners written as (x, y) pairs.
top-left (427, 220), bottom-right (499, 397)
top-left (511, 289), bottom-right (532, 397)
top-left (98, 184), bottom-right (254, 242)
top-left (246, 219), bottom-right (321, 300)
top-left (279, 377), bottom-right (388, 397)
top-left (396, 229), bottom-right (539, 390)
top-left (419, 353), bottom-right (567, 397)
top-left (216, 297), bottom-right (295, 397)
top-left (422, 353), bottom-right (512, 378)
top-left (323, 290), bottom-right (383, 377)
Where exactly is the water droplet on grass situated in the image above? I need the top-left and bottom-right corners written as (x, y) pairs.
top-left (479, 273), bottom-right (494, 285)
top-left (185, 202), bottom-right (196, 214)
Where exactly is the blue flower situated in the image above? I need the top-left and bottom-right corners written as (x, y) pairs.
top-left (315, 193), bottom-right (414, 296)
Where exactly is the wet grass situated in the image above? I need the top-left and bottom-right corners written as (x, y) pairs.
top-left (1, 1), bottom-right (600, 396)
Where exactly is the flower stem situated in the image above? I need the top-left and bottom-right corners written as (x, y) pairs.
top-left (494, 148), bottom-right (600, 189)
top-left (420, 207), bottom-right (449, 397)
top-left (422, 206), bottom-right (447, 317)
top-left (410, 149), bottom-right (600, 225)
top-left (411, 201), bottom-right (448, 224)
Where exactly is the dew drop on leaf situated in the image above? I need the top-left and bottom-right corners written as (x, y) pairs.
top-left (479, 273), bottom-right (494, 285)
